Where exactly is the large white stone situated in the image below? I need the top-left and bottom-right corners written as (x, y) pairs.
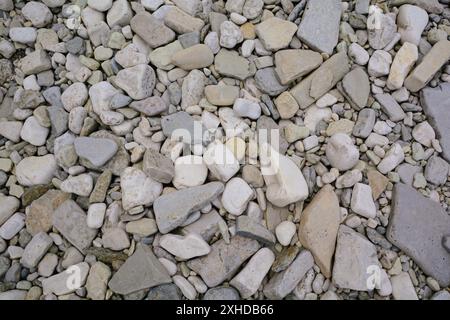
top-left (203, 142), bottom-right (240, 182)
top-left (173, 155), bottom-right (208, 189)
top-left (325, 133), bottom-right (359, 171)
top-left (221, 177), bottom-right (253, 216)
top-left (16, 155), bottom-right (57, 186)
top-left (159, 233), bottom-right (211, 260)
top-left (350, 183), bottom-right (377, 219)
top-left (120, 167), bottom-right (162, 211)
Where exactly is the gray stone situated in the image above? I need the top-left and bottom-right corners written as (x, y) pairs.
top-left (235, 215), bottom-right (276, 245)
top-left (130, 96), bottom-right (167, 117)
top-left (147, 283), bottom-right (182, 300)
top-left (290, 52), bottom-right (350, 109)
top-left (74, 137), bottom-right (118, 167)
top-left (52, 200), bottom-right (97, 253)
top-left (187, 236), bottom-right (260, 287)
top-left (424, 156), bottom-right (449, 186)
top-left (181, 210), bottom-right (225, 242)
top-left (389, 0), bottom-right (443, 14)
top-left (353, 109), bottom-right (376, 138)
top-left (420, 83), bottom-right (450, 162)
top-left (19, 50), bottom-right (52, 76)
top-left (332, 225), bottom-right (380, 291)
top-left (0, 195), bottom-right (20, 226)
top-left (214, 49), bottom-right (252, 81)
top-left (130, 12), bottom-right (175, 48)
top-left (120, 167), bottom-right (162, 211)
top-left (387, 183), bottom-right (450, 287)
top-left (108, 244), bottom-right (172, 295)
top-left (20, 232), bottom-right (53, 269)
top-left (397, 163), bottom-right (421, 186)
top-left (339, 68), bottom-right (370, 110)
top-left (297, 0), bottom-right (342, 54)
top-left (161, 111), bottom-right (203, 145)
top-left (42, 262), bottom-right (89, 296)
top-left (115, 64), bottom-right (155, 100)
top-left (263, 250), bottom-right (314, 299)
top-left (154, 182), bottom-right (224, 234)
top-left (203, 287), bottom-right (240, 300)
top-left (374, 93), bottom-right (406, 122)
top-left (368, 12), bottom-right (397, 50)
top-left (181, 69), bottom-right (206, 109)
top-left (143, 148), bottom-right (174, 184)
top-left (255, 68), bottom-right (289, 97)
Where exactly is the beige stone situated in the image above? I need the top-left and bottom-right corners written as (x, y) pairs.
top-left (171, 44), bottom-right (214, 70)
top-left (387, 42), bottom-right (418, 90)
top-left (255, 17), bottom-right (297, 51)
top-left (274, 92), bottom-right (299, 119)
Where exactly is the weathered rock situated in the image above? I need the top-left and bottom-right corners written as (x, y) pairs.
top-left (274, 49), bottom-right (323, 85)
top-left (171, 44), bottom-right (214, 70)
top-left (236, 215), bottom-right (276, 245)
top-left (298, 185), bottom-right (340, 278)
top-left (120, 167), bottom-right (162, 211)
top-left (187, 236), bottom-right (260, 287)
top-left (297, 0), bottom-right (342, 54)
top-left (387, 184), bottom-right (450, 287)
top-left (108, 244), bottom-right (171, 295)
top-left (143, 148), bottom-right (175, 184)
top-left (115, 64), bottom-right (155, 100)
top-left (52, 200), bottom-right (97, 253)
top-left (214, 49), bottom-right (252, 80)
top-left (387, 42), bottom-right (418, 90)
top-left (153, 182), bottom-right (224, 233)
top-left (15, 155), bottom-right (57, 187)
top-left (130, 12), bottom-right (175, 48)
top-left (42, 262), bottom-right (90, 295)
top-left (256, 17), bottom-right (297, 51)
top-left (159, 233), bottom-right (210, 260)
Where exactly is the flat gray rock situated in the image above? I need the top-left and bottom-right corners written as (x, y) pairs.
top-left (424, 156), bottom-right (449, 186)
top-left (236, 215), bottom-right (276, 245)
top-left (332, 225), bottom-right (380, 291)
top-left (142, 148), bottom-right (174, 184)
top-left (203, 286), bottom-right (240, 300)
top-left (161, 111), bottom-right (204, 145)
top-left (387, 183), bottom-right (450, 287)
top-left (353, 108), bottom-right (376, 138)
top-left (187, 236), bottom-right (260, 287)
top-left (254, 67), bottom-right (288, 97)
top-left (153, 182), bottom-right (224, 234)
top-left (297, 0), bottom-right (342, 55)
top-left (375, 93), bottom-right (406, 122)
top-left (421, 83), bottom-right (450, 162)
top-left (263, 249), bottom-right (314, 299)
top-left (339, 68), bottom-right (370, 110)
top-left (108, 244), bottom-right (172, 295)
top-left (52, 200), bottom-right (97, 253)
top-left (147, 284), bottom-right (182, 300)
top-left (74, 137), bottom-right (118, 167)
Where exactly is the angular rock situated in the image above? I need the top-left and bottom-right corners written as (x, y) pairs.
top-left (115, 64), bottom-right (155, 100)
top-left (339, 68), bottom-right (369, 110)
top-left (274, 49), bottom-right (323, 85)
top-left (159, 233), bottom-right (210, 260)
top-left (187, 236), bottom-right (260, 287)
top-left (153, 182), bottom-right (224, 234)
top-left (387, 183), bottom-right (450, 287)
top-left (297, 0), bottom-right (342, 54)
top-left (86, 262), bottom-right (111, 300)
top-left (143, 148), bottom-right (175, 184)
top-left (374, 93), bottom-right (406, 122)
top-left (120, 167), bottom-right (162, 211)
top-left (405, 40), bottom-right (450, 92)
top-left (130, 12), bottom-right (175, 48)
top-left (236, 215), bottom-right (276, 245)
top-left (263, 250), bottom-right (314, 299)
top-left (52, 200), bottom-right (97, 253)
top-left (256, 17), bottom-right (297, 51)
top-left (214, 49), bottom-right (252, 80)
top-left (351, 183), bottom-right (377, 219)
top-left (74, 137), bottom-right (118, 167)
top-left (298, 185), bottom-right (340, 278)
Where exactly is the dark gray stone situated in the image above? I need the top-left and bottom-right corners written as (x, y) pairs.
top-left (147, 284), bottom-right (182, 300)
top-left (387, 183), bottom-right (450, 287)
top-left (255, 68), bottom-right (288, 96)
top-left (108, 244), bottom-right (172, 295)
top-left (375, 93), bottom-right (406, 122)
top-left (396, 163), bottom-right (422, 186)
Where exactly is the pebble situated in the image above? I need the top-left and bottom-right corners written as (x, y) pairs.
top-left (233, 98), bottom-right (261, 120)
top-left (326, 133), bottom-right (359, 171)
top-left (20, 116), bottom-right (49, 146)
top-left (87, 203), bottom-right (107, 229)
top-left (74, 137), bottom-right (118, 167)
top-left (275, 221), bottom-right (296, 247)
top-left (387, 42), bottom-right (419, 90)
top-left (173, 155), bottom-right (208, 189)
top-left (160, 233), bottom-right (211, 260)
top-left (222, 177), bottom-right (253, 216)
top-left (255, 17), bottom-right (297, 51)
top-left (368, 50), bottom-right (392, 77)
top-left (16, 155), bottom-right (57, 187)
top-left (351, 183), bottom-right (377, 219)
top-left (397, 5), bottom-right (429, 46)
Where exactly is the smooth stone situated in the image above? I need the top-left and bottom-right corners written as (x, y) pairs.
top-left (397, 5), bottom-right (428, 45)
top-left (16, 155), bottom-right (57, 186)
top-left (203, 142), bottom-right (240, 182)
top-left (353, 109), bottom-right (376, 138)
top-left (339, 68), bottom-right (370, 110)
top-left (387, 184), bottom-right (450, 287)
top-left (255, 67), bottom-right (288, 97)
top-left (181, 210), bottom-right (225, 242)
top-left (260, 143), bottom-right (309, 207)
top-left (391, 272), bottom-right (418, 300)
top-left (233, 98), bottom-right (261, 120)
top-left (203, 287), bottom-right (240, 300)
top-left (0, 195), bottom-right (20, 226)
top-left (221, 178), bottom-right (253, 216)
top-left (108, 244), bottom-right (172, 295)
top-left (387, 42), bottom-right (418, 90)
top-left (377, 143), bottom-right (405, 174)
top-left (0, 121), bottom-right (22, 143)
top-left (86, 262), bottom-right (111, 300)
top-left (214, 49), bottom-right (252, 81)
top-left (187, 236), bottom-right (260, 287)
top-left (87, 203), bottom-right (106, 229)
top-left (181, 70), bottom-right (206, 108)
top-left (20, 232), bottom-right (53, 269)
top-left (297, 0), bottom-right (342, 54)
top-left (147, 283), bottom-right (182, 300)
top-left (173, 155), bottom-right (208, 189)
top-left (298, 185), bottom-right (340, 278)
top-left (274, 49), bottom-right (323, 85)
top-left (255, 17), bottom-right (297, 51)
top-left (220, 21), bottom-right (243, 49)
top-left (171, 44), bottom-right (214, 70)
top-left (274, 92), bottom-right (300, 120)
top-left (348, 43), bottom-right (370, 65)
top-left (374, 93), bottom-right (406, 122)
top-left (263, 250), bottom-right (314, 299)
top-left (120, 167), bottom-right (163, 211)
top-left (164, 6), bottom-right (204, 34)
top-left (412, 121), bottom-right (435, 147)
top-left (0, 213), bottom-right (25, 240)
top-left (204, 85), bottom-right (239, 106)
top-left (115, 44), bottom-right (149, 69)
top-left (102, 227), bottom-right (130, 251)
top-left (230, 248), bottom-right (275, 299)
top-left (130, 96), bottom-right (168, 116)
top-left (160, 233), bottom-right (210, 260)
top-left (368, 9), bottom-right (397, 49)
top-left (125, 218), bottom-right (158, 237)
top-left (424, 156), bottom-right (449, 186)
top-left (52, 200), bottom-right (97, 253)
top-left (19, 50), bottom-right (52, 75)
top-left (351, 183), bottom-right (377, 219)
top-left (153, 182), bottom-right (224, 234)
top-left (275, 221), bottom-right (296, 246)
top-left (236, 215), bottom-right (276, 245)
top-left (20, 116), bottom-right (49, 146)
top-left (74, 137), bottom-right (118, 167)
top-left (61, 82), bottom-right (88, 112)
top-left (106, 0), bottom-right (132, 27)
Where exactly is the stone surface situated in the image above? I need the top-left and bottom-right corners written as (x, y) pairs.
top-left (274, 49), bottom-right (323, 85)
top-left (387, 42), bottom-right (418, 90)
top-left (52, 200), bottom-right (97, 253)
top-left (74, 137), bottom-right (118, 167)
top-left (326, 133), bottom-right (359, 171)
top-left (130, 12), bottom-right (175, 48)
top-left (16, 155), bottom-right (57, 187)
top-left (154, 182), bottom-right (224, 234)
top-left (159, 233), bottom-right (211, 260)
top-left (298, 185), bottom-right (340, 278)
top-left (351, 183), bottom-right (377, 219)
top-left (187, 236), bottom-right (260, 287)
top-left (256, 17), bottom-right (297, 51)
top-left (297, 0), bottom-right (342, 54)
top-left (221, 178), bottom-right (253, 216)
top-left (387, 184), bottom-right (450, 287)
top-left (108, 244), bottom-right (172, 295)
